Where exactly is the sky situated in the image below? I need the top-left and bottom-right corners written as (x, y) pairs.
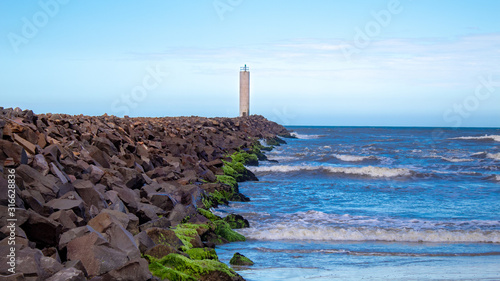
top-left (1, 0), bottom-right (499, 127)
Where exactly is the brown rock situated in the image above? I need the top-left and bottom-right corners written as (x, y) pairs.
top-left (99, 258), bottom-right (152, 281)
top-left (67, 232), bottom-right (128, 277)
top-left (46, 267), bottom-right (86, 281)
top-left (73, 180), bottom-right (106, 211)
top-left (32, 154), bottom-right (50, 175)
top-left (145, 228), bottom-right (183, 249)
top-left (45, 194), bottom-right (85, 219)
top-left (144, 244), bottom-right (178, 259)
top-left (133, 231), bottom-right (155, 254)
top-left (148, 193), bottom-right (176, 211)
top-left (12, 133), bottom-right (37, 155)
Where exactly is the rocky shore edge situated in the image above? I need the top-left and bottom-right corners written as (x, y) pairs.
top-left (0, 107), bottom-right (292, 281)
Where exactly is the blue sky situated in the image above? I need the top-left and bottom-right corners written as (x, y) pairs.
top-left (1, 0), bottom-right (499, 126)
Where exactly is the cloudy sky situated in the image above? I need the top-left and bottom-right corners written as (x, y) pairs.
top-left (1, 0), bottom-right (499, 126)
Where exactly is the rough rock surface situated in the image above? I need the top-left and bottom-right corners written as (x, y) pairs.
top-left (0, 107), bottom-right (290, 280)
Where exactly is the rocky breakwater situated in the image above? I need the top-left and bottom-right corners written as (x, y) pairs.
top-left (0, 107), bottom-right (291, 281)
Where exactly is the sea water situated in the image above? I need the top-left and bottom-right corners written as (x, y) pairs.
top-left (215, 127), bottom-right (500, 280)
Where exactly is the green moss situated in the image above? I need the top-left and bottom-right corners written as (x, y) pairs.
top-left (224, 214), bottom-right (249, 229)
top-left (172, 224), bottom-right (200, 251)
top-left (197, 208), bottom-right (220, 222)
top-left (186, 248), bottom-right (219, 261)
top-left (214, 220), bottom-right (245, 242)
top-left (229, 252), bottom-right (254, 266)
top-left (215, 175), bottom-right (237, 189)
top-left (230, 151), bottom-right (259, 165)
top-left (149, 254), bottom-right (237, 280)
top-left (148, 258), bottom-right (196, 281)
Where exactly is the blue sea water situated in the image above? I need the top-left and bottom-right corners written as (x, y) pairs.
top-left (216, 127), bottom-right (500, 280)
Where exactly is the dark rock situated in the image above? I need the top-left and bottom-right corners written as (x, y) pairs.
top-left (21, 210), bottom-right (62, 248)
top-left (145, 228), bottom-right (183, 249)
top-left (148, 193), bottom-right (176, 211)
top-left (144, 244), bottom-right (178, 259)
top-left (73, 180), bottom-right (107, 211)
top-left (223, 214), bottom-right (250, 229)
top-left (138, 217), bottom-right (171, 232)
top-left (49, 210), bottom-right (78, 231)
top-left (229, 252), bottom-right (254, 266)
top-left (46, 267), bottom-right (86, 281)
top-left (67, 232), bottom-right (128, 277)
top-left (133, 231), bottom-right (155, 254)
top-left (99, 258), bottom-right (152, 281)
top-left (45, 192), bottom-right (85, 219)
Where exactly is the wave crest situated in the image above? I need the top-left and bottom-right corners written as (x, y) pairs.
top-left (248, 165), bottom-right (413, 178)
top-left (239, 225), bottom-right (500, 243)
top-left (333, 154), bottom-right (378, 162)
top-left (290, 132), bottom-right (323, 139)
top-left (450, 135), bottom-right (500, 142)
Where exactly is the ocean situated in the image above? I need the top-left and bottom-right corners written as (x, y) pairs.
top-left (215, 126), bottom-right (500, 280)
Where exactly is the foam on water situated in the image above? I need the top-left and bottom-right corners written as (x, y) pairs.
top-left (248, 164), bottom-right (413, 178)
top-left (487, 152), bottom-right (500, 160)
top-left (450, 135), bottom-right (500, 142)
top-left (332, 154), bottom-right (378, 162)
top-left (239, 225), bottom-right (500, 243)
top-left (290, 132), bottom-right (323, 139)
top-left (440, 157), bottom-right (474, 163)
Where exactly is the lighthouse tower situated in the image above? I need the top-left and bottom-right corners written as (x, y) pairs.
top-left (239, 65), bottom-right (250, 117)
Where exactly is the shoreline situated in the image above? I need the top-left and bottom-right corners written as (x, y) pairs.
top-left (0, 107), bottom-right (291, 280)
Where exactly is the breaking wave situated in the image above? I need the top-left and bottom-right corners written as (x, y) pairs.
top-left (255, 247), bottom-right (500, 257)
top-left (450, 135), bottom-right (500, 142)
top-left (248, 165), bottom-right (413, 178)
top-left (487, 152), bottom-right (500, 160)
top-left (332, 154), bottom-right (378, 162)
top-left (239, 225), bottom-right (500, 243)
top-left (290, 132), bottom-right (323, 139)
top-left (440, 157), bottom-right (474, 163)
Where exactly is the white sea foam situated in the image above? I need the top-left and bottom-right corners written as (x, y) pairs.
top-left (440, 157), bottom-right (474, 163)
top-left (248, 165), bottom-right (413, 178)
top-left (239, 225), bottom-right (500, 243)
top-left (450, 135), bottom-right (500, 142)
top-left (266, 156), bottom-right (298, 161)
top-left (290, 132), bottom-right (322, 139)
top-left (487, 152), bottom-right (500, 160)
top-left (333, 154), bottom-right (378, 162)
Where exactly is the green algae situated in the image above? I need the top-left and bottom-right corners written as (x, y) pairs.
top-left (215, 174), bottom-right (237, 189)
top-left (229, 252), bottom-right (254, 266)
top-left (148, 253), bottom-right (237, 280)
top-left (172, 223), bottom-right (200, 251)
top-left (214, 220), bottom-right (245, 242)
top-left (197, 208), bottom-right (220, 222)
top-left (186, 247), bottom-right (219, 261)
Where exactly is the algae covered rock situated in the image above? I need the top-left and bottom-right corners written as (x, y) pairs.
top-left (223, 214), bottom-right (249, 229)
top-left (229, 252), bottom-right (254, 266)
top-left (148, 253), bottom-right (244, 281)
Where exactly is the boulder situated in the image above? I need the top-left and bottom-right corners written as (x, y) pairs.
top-left (145, 228), bottom-right (183, 249)
top-left (148, 193), bottom-right (176, 211)
top-left (133, 231), bottom-right (155, 254)
top-left (46, 267), bottom-right (86, 281)
top-left (100, 258), bottom-right (152, 281)
top-left (21, 210), bottom-right (62, 248)
top-left (66, 232), bottom-right (128, 277)
top-left (229, 252), bottom-right (254, 266)
top-left (45, 193), bottom-right (85, 219)
top-left (73, 180), bottom-right (107, 211)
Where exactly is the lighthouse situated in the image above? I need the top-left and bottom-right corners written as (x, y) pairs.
top-left (239, 64), bottom-right (250, 117)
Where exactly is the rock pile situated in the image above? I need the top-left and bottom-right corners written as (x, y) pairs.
top-left (0, 107), bottom-right (291, 280)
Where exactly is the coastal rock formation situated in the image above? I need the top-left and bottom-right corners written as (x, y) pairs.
top-left (0, 107), bottom-right (290, 280)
